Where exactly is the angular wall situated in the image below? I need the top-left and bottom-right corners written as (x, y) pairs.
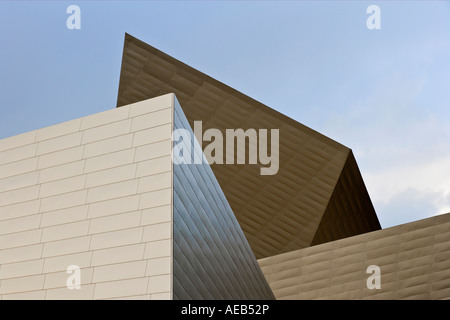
top-left (172, 99), bottom-right (274, 299)
top-left (259, 213), bottom-right (450, 300)
top-left (0, 94), bottom-right (174, 300)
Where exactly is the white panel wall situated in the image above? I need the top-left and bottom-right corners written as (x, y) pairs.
top-left (0, 94), bottom-right (174, 300)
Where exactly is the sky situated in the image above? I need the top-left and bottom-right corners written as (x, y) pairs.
top-left (0, 1), bottom-right (449, 228)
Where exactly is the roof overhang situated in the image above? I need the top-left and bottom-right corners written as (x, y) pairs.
top-left (116, 33), bottom-right (381, 259)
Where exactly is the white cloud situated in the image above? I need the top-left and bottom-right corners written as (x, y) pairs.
top-left (365, 155), bottom-right (450, 227)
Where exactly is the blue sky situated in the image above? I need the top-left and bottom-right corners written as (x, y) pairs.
top-left (0, 1), bottom-right (449, 228)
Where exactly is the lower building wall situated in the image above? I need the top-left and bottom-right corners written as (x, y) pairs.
top-left (0, 95), bottom-right (175, 300)
top-left (258, 213), bottom-right (450, 300)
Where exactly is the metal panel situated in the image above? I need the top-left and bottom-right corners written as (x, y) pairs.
top-left (172, 100), bottom-right (274, 300)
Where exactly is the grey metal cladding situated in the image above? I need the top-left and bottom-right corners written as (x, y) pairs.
top-left (172, 98), bottom-right (274, 300)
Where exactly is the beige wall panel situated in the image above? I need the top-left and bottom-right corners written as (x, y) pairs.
top-left (0, 214), bottom-right (41, 235)
top-left (136, 156), bottom-right (171, 178)
top-left (0, 185), bottom-right (39, 207)
top-left (36, 118), bottom-right (81, 142)
top-left (45, 285), bottom-right (95, 300)
top-left (80, 105), bottom-right (130, 130)
top-left (0, 275), bottom-right (45, 295)
top-left (42, 236), bottom-right (91, 258)
top-left (41, 205), bottom-right (89, 227)
top-left (144, 240), bottom-right (171, 259)
top-left (0, 131), bottom-right (36, 153)
top-left (83, 133), bottom-right (133, 159)
top-left (147, 274), bottom-right (171, 294)
top-left (38, 160), bottom-right (85, 184)
top-left (89, 211), bottom-right (142, 234)
top-left (139, 188), bottom-right (171, 209)
top-left (142, 222), bottom-right (171, 242)
top-left (0, 143), bottom-right (37, 166)
top-left (89, 227), bottom-right (143, 251)
top-left (86, 179), bottom-right (139, 203)
top-left (2, 290), bottom-right (46, 300)
top-left (43, 252), bottom-right (93, 273)
top-left (138, 172), bottom-right (171, 193)
top-left (92, 261), bottom-right (147, 283)
top-left (44, 267), bottom-right (94, 290)
top-left (0, 157), bottom-right (39, 180)
top-left (84, 149), bottom-right (135, 173)
top-left (37, 146), bottom-right (83, 170)
top-left (108, 294), bottom-right (151, 300)
top-left (141, 205), bottom-right (171, 226)
top-left (146, 257), bottom-right (171, 277)
top-left (93, 278), bottom-right (149, 300)
top-left (36, 132), bottom-right (82, 156)
top-left (40, 190), bottom-right (87, 213)
top-left (0, 259), bottom-right (44, 279)
top-left (91, 243), bottom-right (145, 267)
top-left (128, 93), bottom-right (173, 117)
top-left (0, 244), bottom-right (43, 265)
top-left (131, 108), bottom-right (172, 132)
top-left (41, 220), bottom-right (90, 243)
top-left (0, 199), bottom-right (41, 221)
top-left (151, 292), bottom-right (171, 300)
top-left (134, 140), bottom-right (171, 163)
top-left (39, 175), bottom-right (86, 198)
top-left (0, 95), bottom-right (174, 299)
top-left (81, 119), bottom-right (132, 145)
top-left (85, 163), bottom-right (136, 188)
top-left (133, 123), bottom-right (172, 147)
top-left (87, 194), bottom-right (140, 219)
top-left (0, 229), bottom-right (42, 250)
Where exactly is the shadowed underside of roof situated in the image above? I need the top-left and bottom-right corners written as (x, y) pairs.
top-left (116, 33), bottom-right (381, 259)
top-left (312, 150), bottom-right (381, 245)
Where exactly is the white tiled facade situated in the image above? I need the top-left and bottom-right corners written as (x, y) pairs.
top-left (0, 94), bottom-right (174, 300)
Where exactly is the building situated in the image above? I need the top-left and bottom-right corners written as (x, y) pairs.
top-left (0, 34), bottom-right (448, 300)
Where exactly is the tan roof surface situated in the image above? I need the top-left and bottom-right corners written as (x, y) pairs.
top-left (259, 212), bottom-right (450, 299)
top-left (116, 33), bottom-right (381, 259)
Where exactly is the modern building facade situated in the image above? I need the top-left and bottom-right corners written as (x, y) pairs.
top-left (0, 94), bottom-right (273, 300)
top-left (0, 34), bottom-right (448, 299)
top-left (117, 34), bottom-right (382, 260)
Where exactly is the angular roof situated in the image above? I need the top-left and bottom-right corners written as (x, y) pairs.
top-left (116, 33), bottom-right (381, 259)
